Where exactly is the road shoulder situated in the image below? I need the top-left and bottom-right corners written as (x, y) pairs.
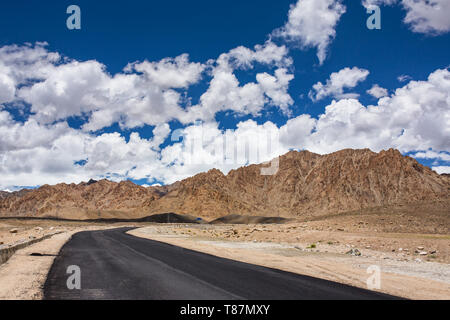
top-left (0, 232), bottom-right (75, 299)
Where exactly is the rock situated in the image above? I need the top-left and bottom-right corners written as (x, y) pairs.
top-left (399, 248), bottom-right (403, 252)
top-left (9, 228), bottom-right (18, 234)
top-left (365, 245), bottom-right (371, 249)
top-left (35, 227), bottom-right (43, 231)
top-left (346, 248), bottom-right (361, 256)
top-left (430, 250), bottom-right (437, 254)
top-left (49, 227), bottom-right (55, 230)
top-left (415, 258), bottom-right (422, 263)
top-left (419, 251), bottom-right (428, 256)
top-left (0, 149), bottom-right (448, 221)
top-left (417, 246), bottom-right (424, 250)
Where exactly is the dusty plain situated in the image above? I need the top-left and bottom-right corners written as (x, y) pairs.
top-left (0, 207), bottom-right (449, 300)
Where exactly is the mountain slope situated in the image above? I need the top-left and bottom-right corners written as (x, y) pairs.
top-left (0, 148), bottom-right (448, 220)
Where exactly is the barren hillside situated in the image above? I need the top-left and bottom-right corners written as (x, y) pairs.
top-left (0, 148), bottom-right (448, 220)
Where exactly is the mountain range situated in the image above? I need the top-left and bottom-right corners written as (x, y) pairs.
top-left (0, 148), bottom-right (448, 220)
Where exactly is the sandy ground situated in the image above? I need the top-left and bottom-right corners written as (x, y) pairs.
top-left (0, 231), bottom-right (74, 299)
top-left (0, 215), bottom-right (449, 300)
top-left (129, 224), bottom-right (450, 300)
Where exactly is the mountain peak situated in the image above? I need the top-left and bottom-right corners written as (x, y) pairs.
top-left (0, 148), bottom-right (448, 220)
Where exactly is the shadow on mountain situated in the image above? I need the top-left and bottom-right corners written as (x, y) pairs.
top-left (0, 212), bottom-right (205, 224)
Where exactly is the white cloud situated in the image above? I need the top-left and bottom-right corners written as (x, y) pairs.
top-left (0, 112), bottom-right (71, 152)
top-left (275, 0), bottom-right (346, 64)
top-left (402, 0), bottom-right (450, 34)
top-left (183, 41), bottom-right (294, 122)
top-left (125, 54), bottom-right (205, 89)
top-left (0, 39), bottom-right (449, 190)
top-left (398, 74), bottom-right (412, 82)
top-left (412, 150), bottom-right (450, 161)
top-left (362, 0), bottom-right (398, 8)
top-left (0, 72), bottom-right (16, 104)
top-left (432, 166), bottom-right (450, 174)
top-left (309, 67), bottom-right (370, 101)
top-left (362, 0), bottom-right (450, 35)
top-left (367, 84), bottom-right (388, 98)
top-left (153, 65), bottom-right (450, 180)
top-left (0, 43), bottom-right (60, 104)
top-left (256, 68), bottom-right (294, 113)
top-left (18, 60), bottom-right (110, 124)
top-left (216, 40), bottom-right (292, 69)
top-left (304, 67), bottom-right (450, 154)
top-left (2, 42), bottom-right (294, 133)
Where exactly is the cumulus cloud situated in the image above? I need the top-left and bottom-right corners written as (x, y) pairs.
top-left (0, 40), bottom-right (449, 190)
top-left (304, 68), bottom-right (450, 154)
top-left (432, 166), bottom-right (450, 174)
top-left (274, 0), bottom-right (346, 64)
top-left (367, 84), bottom-right (388, 98)
top-left (412, 150), bottom-right (450, 161)
top-left (0, 43), bottom-right (60, 104)
top-left (402, 0), bottom-right (450, 34)
top-left (361, 0), bottom-right (450, 35)
top-left (1, 42), bottom-right (294, 133)
top-left (362, 0), bottom-right (398, 8)
top-left (0, 41), bottom-right (295, 189)
top-left (216, 40), bottom-right (292, 69)
top-left (183, 41), bottom-right (294, 122)
top-left (149, 66), bottom-right (450, 181)
top-left (125, 54), bottom-right (205, 89)
top-left (309, 67), bottom-right (370, 101)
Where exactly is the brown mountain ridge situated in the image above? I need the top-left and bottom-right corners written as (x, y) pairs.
top-left (0, 148), bottom-right (448, 220)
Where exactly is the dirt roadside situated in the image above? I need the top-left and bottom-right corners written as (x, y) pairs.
top-left (1, 218), bottom-right (448, 300)
top-left (0, 231), bottom-right (75, 299)
top-left (129, 225), bottom-right (450, 300)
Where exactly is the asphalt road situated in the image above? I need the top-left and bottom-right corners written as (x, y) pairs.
top-left (44, 228), bottom-right (398, 300)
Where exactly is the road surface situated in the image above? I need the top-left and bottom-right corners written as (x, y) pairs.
top-left (44, 228), bottom-right (398, 300)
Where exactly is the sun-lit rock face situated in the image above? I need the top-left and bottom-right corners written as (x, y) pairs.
top-left (0, 148), bottom-right (448, 220)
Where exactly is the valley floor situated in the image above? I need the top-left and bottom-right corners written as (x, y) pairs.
top-left (129, 224), bottom-right (450, 300)
top-left (0, 215), bottom-right (449, 300)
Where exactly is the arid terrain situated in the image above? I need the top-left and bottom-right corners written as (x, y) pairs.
top-left (0, 202), bottom-right (449, 300)
top-left (0, 148), bottom-right (448, 299)
top-left (0, 149), bottom-right (448, 220)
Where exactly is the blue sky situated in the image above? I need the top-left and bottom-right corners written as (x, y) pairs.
top-left (0, 0), bottom-right (449, 190)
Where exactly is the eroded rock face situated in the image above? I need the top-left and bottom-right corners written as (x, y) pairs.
top-left (0, 148), bottom-right (449, 220)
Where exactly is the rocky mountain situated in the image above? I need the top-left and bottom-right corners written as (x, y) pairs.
top-left (0, 148), bottom-right (448, 220)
